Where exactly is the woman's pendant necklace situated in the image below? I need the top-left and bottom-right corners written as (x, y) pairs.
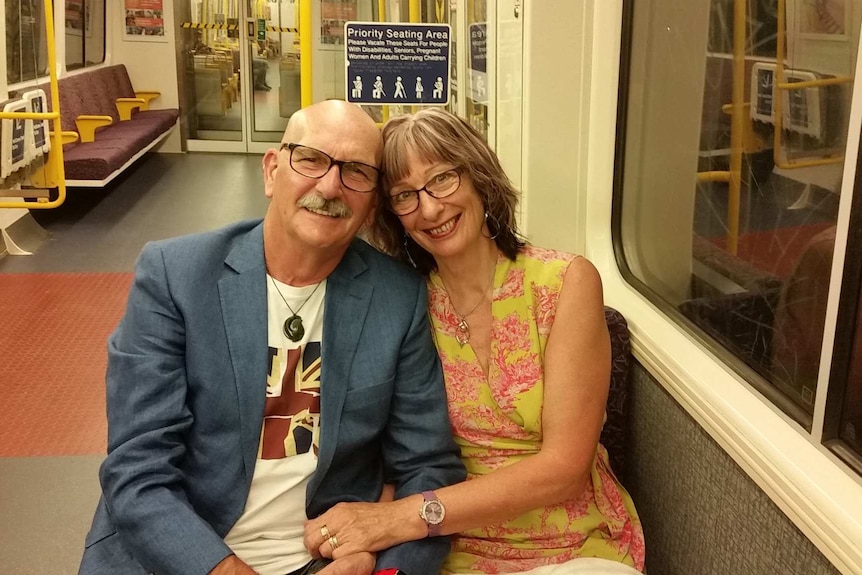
top-left (442, 271), bottom-right (494, 348)
top-left (271, 276), bottom-right (321, 343)
top-left (455, 316), bottom-right (470, 346)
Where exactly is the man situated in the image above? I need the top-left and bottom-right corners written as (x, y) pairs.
top-left (79, 100), bottom-right (465, 575)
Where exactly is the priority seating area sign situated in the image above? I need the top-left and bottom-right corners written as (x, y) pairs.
top-left (345, 22), bottom-right (451, 106)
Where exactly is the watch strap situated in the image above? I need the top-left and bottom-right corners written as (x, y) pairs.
top-left (421, 490), bottom-right (443, 537)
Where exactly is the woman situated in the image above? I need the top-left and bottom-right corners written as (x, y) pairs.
top-left (305, 109), bottom-right (645, 575)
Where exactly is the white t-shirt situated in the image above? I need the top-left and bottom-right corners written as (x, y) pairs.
top-left (224, 277), bottom-right (327, 575)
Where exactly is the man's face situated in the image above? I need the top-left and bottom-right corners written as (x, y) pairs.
top-left (263, 119), bottom-right (380, 257)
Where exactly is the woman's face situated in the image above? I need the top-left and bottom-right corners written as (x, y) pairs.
top-left (388, 152), bottom-right (487, 263)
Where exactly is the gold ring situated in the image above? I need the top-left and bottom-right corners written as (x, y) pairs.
top-left (328, 535), bottom-right (340, 549)
top-left (320, 525), bottom-right (330, 540)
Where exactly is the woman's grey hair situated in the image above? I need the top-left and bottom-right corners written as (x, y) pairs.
top-left (372, 108), bottom-right (524, 275)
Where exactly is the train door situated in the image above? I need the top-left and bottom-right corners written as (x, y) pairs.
top-left (458, 0), bottom-right (523, 199)
top-left (440, 0), bottom-right (523, 195)
top-left (180, 0), bottom-right (375, 152)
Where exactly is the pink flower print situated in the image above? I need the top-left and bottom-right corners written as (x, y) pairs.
top-left (531, 284), bottom-right (559, 333)
top-left (524, 245), bottom-right (575, 265)
top-left (449, 403), bottom-right (499, 441)
top-left (493, 353), bottom-right (542, 411)
top-left (497, 268), bottom-right (525, 301)
top-left (494, 313), bottom-right (530, 356)
top-left (440, 356), bottom-right (481, 405)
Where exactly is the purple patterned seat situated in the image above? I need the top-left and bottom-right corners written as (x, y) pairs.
top-left (41, 64), bottom-right (178, 184)
top-left (602, 306), bottom-right (632, 481)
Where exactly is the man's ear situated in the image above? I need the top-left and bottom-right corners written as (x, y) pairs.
top-left (262, 149), bottom-right (279, 198)
top-left (364, 193), bottom-right (380, 228)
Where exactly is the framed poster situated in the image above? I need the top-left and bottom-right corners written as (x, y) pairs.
top-left (797, 0), bottom-right (849, 40)
top-left (124, 0), bottom-right (167, 42)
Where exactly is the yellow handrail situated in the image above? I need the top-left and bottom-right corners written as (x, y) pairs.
top-left (300, 0), bottom-right (312, 107)
top-left (0, 0), bottom-right (66, 209)
top-left (725, 0), bottom-right (747, 255)
top-left (697, 171), bottom-right (732, 183)
top-left (777, 76), bottom-right (852, 90)
top-left (379, 0), bottom-right (389, 124)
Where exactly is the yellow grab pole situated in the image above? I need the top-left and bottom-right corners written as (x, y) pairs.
top-left (726, 0), bottom-right (747, 255)
top-left (409, 0), bottom-right (420, 114)
top-left (378, 0), bottom-right (389, 123)
top-left (300, 0), bottom-right (313, 107)
top-left (0, 0), bottom-right (66, 209)
top-left (774, 0), bottom-right (786, 166)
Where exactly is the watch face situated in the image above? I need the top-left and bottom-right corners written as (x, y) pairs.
top-left (423, 500), bottom-right (445, 524)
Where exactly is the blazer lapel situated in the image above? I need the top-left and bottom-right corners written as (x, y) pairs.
top-left (308, 241), bottom-right (373, 502)
top-left (219, 223), bottom-right (268, 479)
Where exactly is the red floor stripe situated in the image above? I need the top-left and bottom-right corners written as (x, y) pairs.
top-left (0, 273), bottom-right (133, 456)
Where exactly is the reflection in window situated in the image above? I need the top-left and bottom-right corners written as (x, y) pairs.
top-left (616, 0), bottom-right (855, 436)
top-left (66, 0), bottom-right (107, 71)
top-left (6, 0), bottom-right (49, 84)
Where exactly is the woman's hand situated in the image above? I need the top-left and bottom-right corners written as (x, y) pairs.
top-left (305, 497), bottom-right (423, 560)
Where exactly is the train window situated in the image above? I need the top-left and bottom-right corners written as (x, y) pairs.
top-left (615, 0), bottom-right (862, 464)
top-left (65, 0), bottom-right (106, 71)
top-left (6, 0), bottom-right (50, 84)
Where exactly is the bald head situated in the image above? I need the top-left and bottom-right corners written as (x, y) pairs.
top-left (283, 100), bottom-right (382, 165)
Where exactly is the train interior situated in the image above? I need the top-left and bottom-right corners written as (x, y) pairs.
top-left (1, 1), bottom-right (862, 574)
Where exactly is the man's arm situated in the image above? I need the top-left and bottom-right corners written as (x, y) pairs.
top-left (374, 280), bottom-right (466, 574)
top-left (98, 244), bottom-right (233, 574)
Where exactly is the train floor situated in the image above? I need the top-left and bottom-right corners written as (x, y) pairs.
top-left (0, 151), bottom-right (269, 574)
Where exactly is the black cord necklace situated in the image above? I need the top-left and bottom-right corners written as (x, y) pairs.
top-left (270, 276), bottom-right (322, 342)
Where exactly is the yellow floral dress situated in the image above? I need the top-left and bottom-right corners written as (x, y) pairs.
top-left (428, 246), bottom-right (645, 575)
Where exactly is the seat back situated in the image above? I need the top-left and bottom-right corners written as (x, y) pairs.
top-left (601, 306), bottom-right (632, 480)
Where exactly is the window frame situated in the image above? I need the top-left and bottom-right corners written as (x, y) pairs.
top-left (581, 2), bottom-right (862, 573)
top-left (5, 0), bottom-right (109, 93)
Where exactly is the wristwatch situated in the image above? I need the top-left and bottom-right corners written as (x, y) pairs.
top-left (419, 490), bottom-right (446, 537)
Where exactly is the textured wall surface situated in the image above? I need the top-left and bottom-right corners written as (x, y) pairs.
top-left (625, 363), bottom-right (840, 575)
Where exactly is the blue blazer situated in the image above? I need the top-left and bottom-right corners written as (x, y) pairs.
top-left (79, 220), bottom-right (465, 575)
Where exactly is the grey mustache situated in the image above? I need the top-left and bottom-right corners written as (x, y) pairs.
top-left (297, 193), bottom-right (352, 218)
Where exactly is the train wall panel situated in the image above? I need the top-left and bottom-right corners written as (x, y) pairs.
top-left (626, 363), bottom-right (840, 575)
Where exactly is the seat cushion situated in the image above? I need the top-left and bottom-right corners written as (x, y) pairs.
top-left (63, 142), bottom-right (138, 181)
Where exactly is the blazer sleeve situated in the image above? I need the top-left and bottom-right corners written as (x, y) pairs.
top-left (98, 244), bottom-right (233, 575)
top-left (375, 280), bottom-right (467, 575)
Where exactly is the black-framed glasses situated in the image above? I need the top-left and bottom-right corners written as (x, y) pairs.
top-left (387, 168), bottom-right (463, 215)
top-left (281, 143), bottom-right (380, 193)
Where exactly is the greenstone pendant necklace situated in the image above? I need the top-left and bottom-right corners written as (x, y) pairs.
top-left (270, 276), bottom-right (322, 342)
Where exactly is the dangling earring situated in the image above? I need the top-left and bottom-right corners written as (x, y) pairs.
top-left (403, 233), bottom-right (418, 268)
top-left (483, 211), bottom-right (501, 240)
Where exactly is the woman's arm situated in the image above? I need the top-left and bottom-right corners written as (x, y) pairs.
top-left (306, 257), bottom-right (612, 559)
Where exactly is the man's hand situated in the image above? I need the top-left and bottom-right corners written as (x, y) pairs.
top-left (315, 552), bottom-right (375, 575)
top-left (209, 554), bottom-right (257, 574)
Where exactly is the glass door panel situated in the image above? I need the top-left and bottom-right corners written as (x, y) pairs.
top-left (247, 0), bottom-right (296, 144)
top-left (184, 0), bottom-right (243, 143)
top-left (464, 0), bottom-right (488, 139)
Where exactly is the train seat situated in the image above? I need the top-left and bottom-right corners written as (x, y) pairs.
top-left (603, 306), bottom-right (633, 481)
top-left (41, 64), bottom-right (179, 187)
